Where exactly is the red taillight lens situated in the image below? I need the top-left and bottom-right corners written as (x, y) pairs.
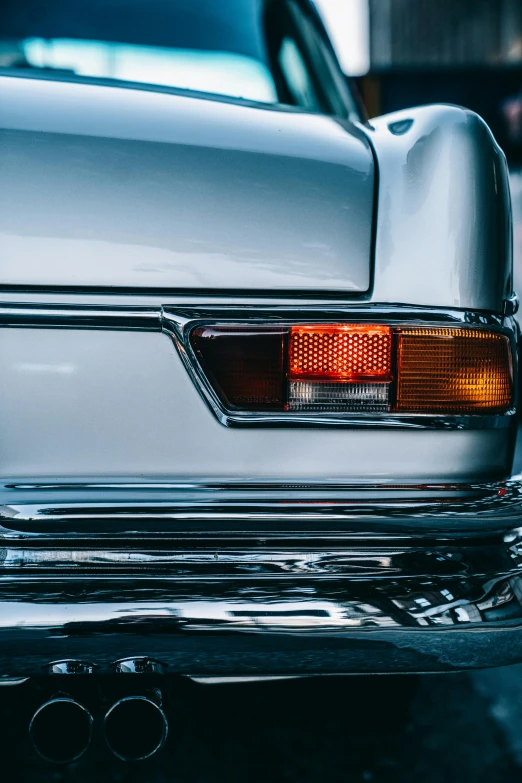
top-left (190, 327), bottom-right (285, 409)
top-left (189, 324), bottom-right (514, 416)
top-left (289, 325), bottom-right (392, 381)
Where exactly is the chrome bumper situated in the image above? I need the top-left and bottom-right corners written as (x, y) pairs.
top-left (2, 477), bottom-right (522, 676)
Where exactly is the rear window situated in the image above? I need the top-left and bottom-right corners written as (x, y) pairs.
top-left (0, 0), bottom-right (345, 112)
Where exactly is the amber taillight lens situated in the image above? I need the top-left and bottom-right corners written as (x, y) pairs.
top-left (190, 324), bottom-right (514, 416)
top-left (396, 328), bottom-right (513, 414)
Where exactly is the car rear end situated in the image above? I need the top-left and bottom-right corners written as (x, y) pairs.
top-left (1, 0), bottom-right (522, 703)
top-left (1, 76), bottom-right (522, 685)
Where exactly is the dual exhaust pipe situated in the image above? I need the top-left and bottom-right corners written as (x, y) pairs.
top-left (29, 658), bottom-right (168, 764)
top-left (29, 692), bottom-right (168, 763)
top-left (29, 696), bottom-right (94, 765)
top-left (105, 693), bottom-right (168, 761)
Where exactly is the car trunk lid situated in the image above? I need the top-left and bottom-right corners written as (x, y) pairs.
top-left (0, 75), bottom-right (375, 294)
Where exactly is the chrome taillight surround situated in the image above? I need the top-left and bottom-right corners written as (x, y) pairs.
top-left (162, 306), bottom-right (519, 430)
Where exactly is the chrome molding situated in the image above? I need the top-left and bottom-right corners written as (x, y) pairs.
top-left (0, 304), bottom-right (161, 330)
top-left (0, 299), bottom-right (513, 327)
top-left (0, 529), bottom-right (518, 577)
top-left (1, 298), bottom-right (517, 430)
top-left (1, 475), bottom-right (522, 537)
top-left (161, 305), bottom-right (519, 430)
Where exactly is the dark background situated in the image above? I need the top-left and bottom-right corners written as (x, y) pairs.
top-left (5, 663), bottom-right (522, 782)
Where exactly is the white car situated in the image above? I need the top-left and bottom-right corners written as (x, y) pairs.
top-left (0, 0), bottom-right (520, 765)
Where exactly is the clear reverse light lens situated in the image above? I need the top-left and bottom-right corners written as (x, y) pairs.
top-left (288, 381), bottom-right (390, 412)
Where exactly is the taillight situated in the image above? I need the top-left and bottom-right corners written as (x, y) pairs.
top-left (288, 325), bottom-right (392, 412)
top-left (190, 325), bottom-right (514, 415)
top-left (190, 327), bottom-right (285, 409)
top-left (395, 328), bottom-right (512, 414)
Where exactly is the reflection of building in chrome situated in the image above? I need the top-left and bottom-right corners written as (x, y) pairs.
top-left (143, 577), bottom-right (522, 630)
top-left (176, 600), bottom-right (400, 630)
top-left (391, 576), bottom-right (522, 627)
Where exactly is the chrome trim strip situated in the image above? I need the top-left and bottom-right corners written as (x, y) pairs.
top-left (1, 475), bottom-right (522, 537)
top-left (0, 300), bottom-right (517, 428)
top-left (0, 305), bottom-right (161, 330)
top-left (0, 527), bottom-right (516, 577)
top-left (0, 300), bottom-right (511, 328)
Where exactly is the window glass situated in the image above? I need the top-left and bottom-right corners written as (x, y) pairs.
top-left (289, 0), bottom-right (360, 118)
top-left (21, 38), bottom-right (278, 104)
top-left (1, 0), bottom-right (353, 115)
top-left (277, 37), bottom-right (321, 111)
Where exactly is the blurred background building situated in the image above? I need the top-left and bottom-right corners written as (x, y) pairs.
top-left (317, 0), bottom-right (522, 298)
top-left (369, 0), bottom-right (522, 69)
top-left (318, 0), bottom-right (522, 159)
top-left (364, 0), bottom-right (522, 163)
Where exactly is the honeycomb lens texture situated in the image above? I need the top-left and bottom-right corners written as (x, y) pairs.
top-left (289, 325), bottom-right (392, 380)
top-left (396, 328), bottom-right (513, 414)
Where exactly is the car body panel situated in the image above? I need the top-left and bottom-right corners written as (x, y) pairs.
top-left (0, 326), bottom-right (514, 483)
top-left (364, 105), bottom-right (513, 312)
top-left (0, 77), bottom-right (513, 313)
top-left (0, 74), bottom-right (374, 294)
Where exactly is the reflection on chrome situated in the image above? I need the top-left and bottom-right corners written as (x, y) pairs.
top-left (29, 696), bottom-right (93, 764)
top-left (104, 694), bottom-right (168, 761)
top-left (45, 659), bottom-right (97, 675)
top-left (112, 657), bottom-right (166, 674)
top-left (0, 566), bottom-right (520, 675)
top-left (0, 569), bottom-right (520, 633)
top-left (0, 479), bottom-right (521, 674)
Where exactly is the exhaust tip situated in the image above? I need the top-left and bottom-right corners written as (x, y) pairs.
top-left (104, 695), bottom-right (168, 761)
top-left (29, 697), bottom-right (93, 764)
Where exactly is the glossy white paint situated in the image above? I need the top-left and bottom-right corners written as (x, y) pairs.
top-left (0, 75), bottom-right (374, 293)
top-left (0, 77), bottom-right (512, 312)
top-left (0, 76), bottom-right (516, 488)
top-left (364, 105), bottom-right (513, 312)
top-left (0, 328), bottom-right (513, 482)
